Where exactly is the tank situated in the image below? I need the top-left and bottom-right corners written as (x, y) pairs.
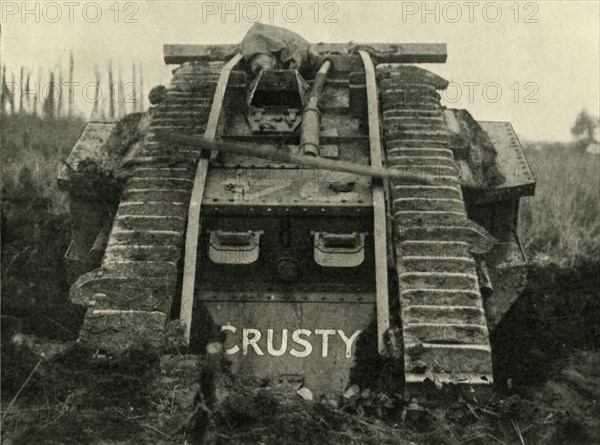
top-left (59, 24), bottom-right (535, 396)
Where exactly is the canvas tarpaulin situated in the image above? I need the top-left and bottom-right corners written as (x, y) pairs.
top-left (239, 23), bottom-right (310, 70)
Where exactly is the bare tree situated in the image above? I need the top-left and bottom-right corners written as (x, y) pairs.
top-left (34, 68), bottom-right (43, 116)
top-left (100, 96), bottom-right (107, 121)
top-left (25, 72), bottom-right (31, 114)
top-left (108, 62), bottom-right (115, 119)
top-left (43, 71), bottom-right (57, 118)
top-left (18, 66), bottom-right (24, 114)
top-left (139, 64), bottom-right (145, 112)
top-left (57, 66), bottom-right (64, 117)
top-left (132, 62), bottom-right (138, 112)
top-left (91, 66), bottom-right (101, 120)
top-left (9, 72), bottom-right (16, 114)
top-left (118, 67), bottom-right (126, 117)
top-left (1, 65), bottom-right (8, 114)
top-left (68, 50), bottom-right (74, 117)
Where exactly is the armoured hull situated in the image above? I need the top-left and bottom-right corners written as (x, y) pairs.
top-left (61, 25), bottom-right (535, 396)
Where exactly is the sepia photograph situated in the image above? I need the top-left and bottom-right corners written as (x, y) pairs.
top-left (1, 1), bottom-right (599, 444)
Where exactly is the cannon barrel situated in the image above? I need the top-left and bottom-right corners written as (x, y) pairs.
top-left (154, 132), bottom-right (435, 184)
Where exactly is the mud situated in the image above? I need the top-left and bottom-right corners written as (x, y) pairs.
top-left (3, 260), bottom-right (598, 444)
top-left (450, 108), bottom-right (505, 188)
top-left (492, 260), bottom-right (600, 389)
top-left (62, 112), bottom-right (150, 201)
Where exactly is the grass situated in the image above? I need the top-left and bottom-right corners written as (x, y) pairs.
top-left (1, 113), bottom-right (86, 213)
top-left (1, 113), bottom-right (87, 339)
top-left (520, 142), bottom-right (599, 266)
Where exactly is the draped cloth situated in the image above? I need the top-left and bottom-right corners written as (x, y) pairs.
top-left (239, 23), bottom-right (310, 70)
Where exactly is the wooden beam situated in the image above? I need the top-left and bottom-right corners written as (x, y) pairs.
top-left (358, 50), bottom-right (391, 355)
top-left (315, 43), bottom-right (447, 64)
top-left (179, 53), bottom-right (243, 345)
top-left (164, 43), bottom-right (447, 64)
top-left (164, 44), bottom-right (238, 64)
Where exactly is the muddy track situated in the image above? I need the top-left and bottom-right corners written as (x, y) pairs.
top-left (70, 61), bottom-right (223, 351)
top-left (376, 66), bottom-right (493, 386)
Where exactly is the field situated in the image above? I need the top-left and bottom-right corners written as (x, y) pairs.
top-left (1, 113), bottom-right (599, 444)
top-left (519, 143), bottom-right (600, 265)
top-left (1, 114), bottom-right (87, 340)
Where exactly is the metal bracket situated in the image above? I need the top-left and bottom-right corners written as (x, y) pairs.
top-left (247, 106), bottom-right (301, 133)
top-left (313, 232), bottom-right (366, 268)
top-left (208, 230), bottom-right (263, 265)
top-left (253, 108), bottom-right (264, 121)
top-left (287, 108), bottom-right (298, 123)
top-left (320, 128), bottom-right (339, 158)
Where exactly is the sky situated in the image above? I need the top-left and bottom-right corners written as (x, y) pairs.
top-left (1, 0), bottom-right (599, 142)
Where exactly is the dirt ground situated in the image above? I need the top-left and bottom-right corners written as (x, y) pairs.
top-left (1, 261), bottom-right (598, 445)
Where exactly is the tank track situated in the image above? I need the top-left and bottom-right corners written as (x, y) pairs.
top-left (70, 62), bottom-right (223, 351)
top-left (376, 66), bottom-right (494, 387)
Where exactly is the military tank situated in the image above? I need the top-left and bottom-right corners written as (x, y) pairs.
top-left (59, 24), bottom-right (535, 396)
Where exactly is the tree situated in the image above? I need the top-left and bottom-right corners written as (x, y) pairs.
top-left (91, 67), bottom-right (101, 120)
top-left (139, 64), bottom-right (145, 112)
top-left (571, 109), bottom-right (598, 145)
top-left (34, 68), bottom-right (43, 116)
top-left (18, 66), bottom-right (24, 114)
top-left (68, 51), bottom-right (74, 117)
top-left (57, 66), bottom-right (64, 117)
top-left (9, 72), bottom-right (15, 114)
top-left (25, 72), bottom-right (31, 114)
top-left (1, 65), bottom-right (8, 114)
top-left (117, 67), bottom-right (125, 117)
top-left (132, 62), bottom-right (138, 112)
top-left (108, 62), bottom-right (115, 119)
top-left (43, 71), bottom-right (56, 118)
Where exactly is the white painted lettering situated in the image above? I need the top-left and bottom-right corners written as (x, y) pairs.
top-left (315, 329), bottom-right (336, 358)
top-left (267, 328), bottom-right (288, 356)
top-left (337, 329), bottom-right (362, 358)
top-left (242, 328), bottom-right (264, 355)
top-left (221, 325), bottom-right (240, 355)
top-left (290, 329), bottom-right (313, 358)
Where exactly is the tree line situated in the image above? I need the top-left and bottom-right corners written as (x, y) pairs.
top-left (0, 51), bottom-right (145, 121)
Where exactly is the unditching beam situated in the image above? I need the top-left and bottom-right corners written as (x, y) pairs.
top-left (154, 133), bottom-right (436, 185)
